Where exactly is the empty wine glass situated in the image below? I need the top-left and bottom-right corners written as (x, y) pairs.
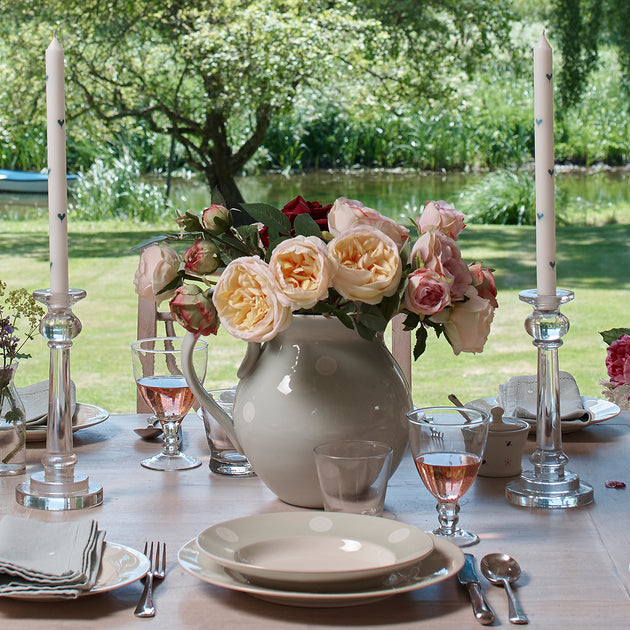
top-left (407, 406), bottom-right (490, 547)
top-left (131, 336), bottom-right (208, 471)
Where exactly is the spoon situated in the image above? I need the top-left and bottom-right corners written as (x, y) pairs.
top-left (480, 553), bottom-right (528, 625)
top-left (134, 421), bottom-right (162, 440)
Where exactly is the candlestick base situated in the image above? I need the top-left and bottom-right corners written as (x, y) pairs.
top-left (505, 289), bottom-right (593, 509)
top-left (15, 288), bottom-right (103, 511)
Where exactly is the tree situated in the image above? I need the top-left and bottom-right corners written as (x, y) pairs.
top-left (0, 1), bottom-right (514, 208)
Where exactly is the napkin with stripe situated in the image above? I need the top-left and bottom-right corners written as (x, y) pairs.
top-left (497, 371), bottom-right (593, 424)
top-left (0, 516), bottom-right (105, 598)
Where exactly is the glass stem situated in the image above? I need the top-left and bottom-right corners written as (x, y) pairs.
top-left (162, 421), bottom-right (180, 456)
top-left (436, 500), bottom-right (460, 534)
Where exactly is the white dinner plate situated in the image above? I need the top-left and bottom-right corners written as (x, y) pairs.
top-left (196, 512), bottom-right (434, 590)
top-left (179, 533), bottom-right (463, 607)
top-left (25, 403), bottom-right (109, 442)
top-left (7, 541), bottom-right (149, 600)
top-left (481, 396), bottom-right (620, 434)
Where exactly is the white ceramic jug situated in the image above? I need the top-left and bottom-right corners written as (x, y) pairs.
top-left (182, 315), bottom-right (412, 508)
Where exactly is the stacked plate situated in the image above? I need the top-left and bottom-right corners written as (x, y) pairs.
top-left (178, 512), bottom-right (464, 607)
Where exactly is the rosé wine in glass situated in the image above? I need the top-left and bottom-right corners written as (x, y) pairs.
top-left (132, 337), bottom-right (208, 471)
top-left (408, 407), bottom-right (489, 547)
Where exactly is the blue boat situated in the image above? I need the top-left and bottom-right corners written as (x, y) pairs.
top-left (0, 169), bottom-right (79, 194)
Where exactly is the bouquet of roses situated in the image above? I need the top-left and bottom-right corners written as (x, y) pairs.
top-left (134, 193), bottom-right (498, 359)
top-left (600, 328), bottom-right (630, 409)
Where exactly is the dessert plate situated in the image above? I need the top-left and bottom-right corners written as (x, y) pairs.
top-left (480, 396), bottom-right (620, 434)
top-left (25, 403), bottom-right (109, 442)
top-left (7, 542), bottom-right (149, 599)
top-left (179, 533), bottom-right (463, 607)
top-left (196, 512), bottom-right (434, 590)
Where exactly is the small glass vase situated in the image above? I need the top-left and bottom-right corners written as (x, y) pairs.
top-left (0, 363), bottom-right (27, 476)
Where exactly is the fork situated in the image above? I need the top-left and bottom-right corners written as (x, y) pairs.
top-left (134, 541), bottom-right (167, 618)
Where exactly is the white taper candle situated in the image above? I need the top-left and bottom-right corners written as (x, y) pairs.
top-left (46, 35), bottom-right (70, 297)
top-left (533, 31), bottom-right (557, 296)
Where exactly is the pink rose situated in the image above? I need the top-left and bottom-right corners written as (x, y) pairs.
top-left (201, 204), bottom-right (232, 234)
top-left (328, 197), bottom-right (410, 249)
top-left (403, 268), bottom-right (452, 316)
top-left (184, 239), bottom-right (220, 275)
top-left (170, 284), bottom-right (220, 337)
top-left (411, 231), bottom-right (472, 301)
top-left (606, 334), bottom-right (630, 385)
top-left (417, 200), bottom-right (466, 239)
top-left (432, 287), bottom-right (495, 355)
top-left (133, 243), bottom-right (181, 304)
top-left (469, 262), bottom-right (498, 309)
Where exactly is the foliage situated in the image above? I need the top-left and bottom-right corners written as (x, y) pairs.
top-left (0, 0), bottom-right (515, 207)
top-left (0, 281), bottom-right (45, 373)
top-left (69, 149), bottom-right (172, 222)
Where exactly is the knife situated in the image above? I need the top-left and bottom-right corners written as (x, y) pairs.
top-left (458, 553), bottom-right (496, 625)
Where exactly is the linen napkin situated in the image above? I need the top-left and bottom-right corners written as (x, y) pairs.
top-left (497, 371), bottom-right (593, 424)
top-left (2, 380), bottom-right (77, 426)
top-left (0, 516), bottom-right (105, 598)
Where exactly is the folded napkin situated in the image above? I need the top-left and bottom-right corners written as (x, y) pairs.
top-left (1, 380), bottom-right (77, 426)
top-left (497, 372), bottom-right (593, 424)
top-left (0, 516), bottom-right (105, 598)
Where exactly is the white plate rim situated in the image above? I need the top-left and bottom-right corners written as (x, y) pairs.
top-left (6, 541), bottom-right (149, 600)
top-left (178, 534), bottom-right (464, 607)
top-left (195, 512), bottom-right (434, 586)
top-left (25, 402), bottom-right (109, 442)
top-left (481, 396), bottom-right (620, 433)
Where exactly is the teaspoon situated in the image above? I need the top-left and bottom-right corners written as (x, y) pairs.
top-left (480, 553), bottom-right (528, 624)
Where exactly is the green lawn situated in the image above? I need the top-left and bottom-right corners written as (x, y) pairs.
top-left (1, 218), bottom-right (628, 414)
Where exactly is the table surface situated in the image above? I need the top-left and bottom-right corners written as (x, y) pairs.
top-left (1, 409), bottom-right (629, 630)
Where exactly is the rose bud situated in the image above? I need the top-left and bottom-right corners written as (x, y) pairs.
top-left (201, 204), bottom-right (232, 235)
top-left (170, 284), bottom-right (220, 336)
top-left (184, 239), bottom-right (220, 275)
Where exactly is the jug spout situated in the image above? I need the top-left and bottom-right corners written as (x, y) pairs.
top-left (181, 332), bottom-right (244, 453)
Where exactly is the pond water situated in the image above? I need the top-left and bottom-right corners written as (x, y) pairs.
top-left (1, 167), bottom-right (629, 223)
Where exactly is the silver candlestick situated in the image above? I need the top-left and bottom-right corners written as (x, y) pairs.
top-left (505, 289), bottom-right (593, 508)
top-left (16, 288), bottom-right (103, 510)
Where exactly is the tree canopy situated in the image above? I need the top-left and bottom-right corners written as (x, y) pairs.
top-left (0, 0), bottom-right (513, 207)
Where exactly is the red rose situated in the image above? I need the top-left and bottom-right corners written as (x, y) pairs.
top-left (260, 196), bottom-right (332, 247)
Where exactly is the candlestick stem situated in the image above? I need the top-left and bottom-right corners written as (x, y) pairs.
top-left (16, 289), bottom-right (103, 510)
top-left (505, 289), bottom-right (593, 508)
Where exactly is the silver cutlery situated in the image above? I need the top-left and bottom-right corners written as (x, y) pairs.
top-left (457, 553), bottom-right (496, 625)
top-left (481, 553), bottom-right (528, 625)
top-left (134, 541), bottom-right (166, 618)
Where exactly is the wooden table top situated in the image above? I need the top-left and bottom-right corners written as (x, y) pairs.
top-left (1, 409), bottom-right (629, 629)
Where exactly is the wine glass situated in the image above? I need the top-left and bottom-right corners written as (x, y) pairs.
top-left (407, 406), bottom-right (490, 547)
top-left (131, 336), bottom-right (208, 471)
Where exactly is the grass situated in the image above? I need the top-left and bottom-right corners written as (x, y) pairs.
top-left (1, 217), bottom-right (627, 414)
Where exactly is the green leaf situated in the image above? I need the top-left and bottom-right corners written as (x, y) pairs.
top-left (241, 203), bottom-right (291, 236)
top-left (413, 325), bottom-right (428, 360)
top-left (155, 273), bottom-right (183, 296)
top-left (357, 306), bottom-right (389, 333)
top-left (211, 188), bottom-right (227, 207)
top-left (235, 224), bottom-right (264, 256)
top-left (600, 328), bottom-right (630, 346)
top-left (293, 213), bottom-right (322, 238)
top-left (179, 211), bottom-right (202, 232)
top-left (129, 234), bottom-right (169, 252)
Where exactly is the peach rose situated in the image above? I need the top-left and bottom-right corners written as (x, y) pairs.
top-left (411, 230), bottom-right (471, 301)
top-left (328, 197), bottom-right (410, 249)
top-left (469, 262), bottom-right (498, 309)
top-left (328, 226), bottom-right (402, 304)
top-left (269, 236), bottom-right (334, 310)
top-left (212, 256), bottom-right (292, 343)
top-left (417, 200), bottom-right (466, 239)
top-left (432, 287), bottom-right (495, 355)
top-left (133, 243), bottom-right (181, 304)
top-left (184, 239), bottom-right (220, 275)
top-left (170, 284), bottom-right (220, 336)
top-left (404, 268), bottom-right (452, 316)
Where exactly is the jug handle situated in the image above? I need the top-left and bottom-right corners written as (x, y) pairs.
top-left (181, 332), bottom-right (245, 453)
top-left (237, 342), bottom-right (263, 379)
